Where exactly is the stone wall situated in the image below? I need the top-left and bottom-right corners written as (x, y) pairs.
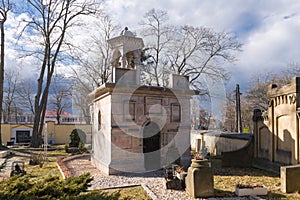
top-left (221, 135), bottom-right (254, 167)
top-left (1, 122), bottom-right (92, 145)
top-left (191, 130), bottom-right (250, 156)
top-left (253, 77), bottom-right (300, 166)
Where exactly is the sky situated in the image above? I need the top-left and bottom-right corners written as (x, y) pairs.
top-left (100, 0), bottom-right (300, 121)
top-left (103, 0), bottom-right (300, 91)
top-left (3, 0), bottom-right (300, 119)
top-left (5, 0), bottom-right (300, 91)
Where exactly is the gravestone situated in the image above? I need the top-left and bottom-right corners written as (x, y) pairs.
top-left (281, 164), bottom-right (300, 193)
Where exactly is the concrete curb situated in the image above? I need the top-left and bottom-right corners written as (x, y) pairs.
top-left (141, 183), bottom-right (158, 200)
top-left (62, 153), bottom-right (91, 162)
top-left (56, 162), bottom-right (66, 179)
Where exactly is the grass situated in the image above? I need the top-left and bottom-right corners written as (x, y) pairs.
top-left (5, 146), bottom-right (300, 199)
top-left (8, 145), bottom-right (66, 179)
top-left (99, 186), bottom-right (152, 200)
top-left (4, 145), bottom-right (152, 200)
top-left (212, 158), bottom-right (300, 199)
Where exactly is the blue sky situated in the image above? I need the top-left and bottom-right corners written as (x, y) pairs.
top-left (4, 0), bottom-right (300, 93)
top-left (100, 0), bottom-right (300, 120)
top-left (103, 0), bottom-right (300, 91)
top-left (4, 0), bottom-right (300, 120)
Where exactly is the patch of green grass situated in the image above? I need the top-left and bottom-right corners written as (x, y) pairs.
top-left (4, 146), bottom-right (152, 200)
top-left (26, 161), bottom-right (62, 179)
top-left (68, 186), bottom-right (151, 200)
top-left (8, 145), bottom-right (67, 179)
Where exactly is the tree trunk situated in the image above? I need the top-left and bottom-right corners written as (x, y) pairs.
top-left (31, 61), bottom-right (53, 147)
top-left (0, 22), bottom-right (5, 148)
top-left (56, 110), bottom-right (61, 124)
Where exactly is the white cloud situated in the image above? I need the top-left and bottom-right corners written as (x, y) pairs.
top-left (4, 0), bottom-right (300, 88)
top-left (236, 9), bottom-right (300, 81)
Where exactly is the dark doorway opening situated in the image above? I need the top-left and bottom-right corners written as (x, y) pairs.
top-left (143, 121), bottom-right (161, 171)
top-left (16, 130), bottom-right (31, 144)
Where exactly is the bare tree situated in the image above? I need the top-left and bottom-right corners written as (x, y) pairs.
top-left (0, 0), bottom-right (11, 147)
top-left (139, 8), bottom-right (173, 86)
top-left (245, 72), bottom-right (278, 111)
top-left (246, 64), bottom-right (300, 112)
top-left (3, 69), bottom-right (19, 123)
top-left (71, 15), bottom-right (120, 124)
top-left (279, 62), bottom-right (300, 84)
top-left (72, 15), bottom-right (119, 86)
top-left (20, 0), bottom-right (100, 147)
top-left (240, 97), bottom-right (253, 133)
top-left (223, 90), bottom-right (235, 132)
top-left (139, 9), bottom-right (241, 89)
top-left (167, 26), bottom-right (242, 88)
top-left (49, 75), bottom-right (72, 124)
top-left (17, 79), bottom-right (36, 116)
top-left (223, 91), bottom-right (254, 133)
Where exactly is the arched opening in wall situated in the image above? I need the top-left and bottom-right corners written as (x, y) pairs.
top-left (98, 110), bottom-right (101, 131)
top-left (143, 121), bottom-right (161, 171)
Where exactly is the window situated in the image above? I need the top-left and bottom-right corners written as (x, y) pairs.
top-left (98, 110), bottom-right (101, 130)
top-left (144, 97), bottom-right (162, 115)
top-left (171, 104), bottom-right (181, 122)
top-left (124, 101), bottom-right (136, 121)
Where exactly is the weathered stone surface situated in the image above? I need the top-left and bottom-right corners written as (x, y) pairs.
top-left (221, 135), bottom-right (254, 167)
top-left (281, 164), bottom-right (300, 193)
top-left (0, 151), bottom-right (9, 158)
top-left (253, 77), bottom-right (300, 167)
top-left (90, 29), bottom-right (194, 175)
top-left (185, 159), bottom-right (214, 198)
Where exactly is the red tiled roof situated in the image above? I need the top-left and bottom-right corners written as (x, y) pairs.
top-left (45, 110), bottom-right (72, 116)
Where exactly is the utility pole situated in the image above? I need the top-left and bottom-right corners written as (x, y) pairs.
top-left (235, 84), bottom-right (243, 133)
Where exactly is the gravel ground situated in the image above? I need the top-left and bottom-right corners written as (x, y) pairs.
top-left (65, 155), bottom-right (193, 200)
top-left (65, 155), bottom-right (256, 200)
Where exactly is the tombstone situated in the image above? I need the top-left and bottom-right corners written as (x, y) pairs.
top-left (185, 159), bottom-right (214, 198)
top-left (281, 164), bottom-right (300, 193)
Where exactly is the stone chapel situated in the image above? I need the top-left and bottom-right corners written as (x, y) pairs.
top-left (89, 28), bottom-right (194, 175)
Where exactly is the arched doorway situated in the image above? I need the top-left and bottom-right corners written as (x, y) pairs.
top-left (143, 121), bottom-right (161, 171)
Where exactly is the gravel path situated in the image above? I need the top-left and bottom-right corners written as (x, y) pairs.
top-left (64, 155), bottom-right (254, 200)
top-left (65, 155), bottom-right (193, 200)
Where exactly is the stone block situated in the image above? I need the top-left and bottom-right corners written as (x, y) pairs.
top-left (186, 159), bottom-right (214, 198)
top-left (168, 74), bottom-right (189, 90)
top-left (281, 164), bottom-right (300, 193)
top-left (113, 68), bottom-right (138, 85)
top-left (235, 185), bottom-right (267, 196)
top-left (0, 151), bottom-right (8, 158)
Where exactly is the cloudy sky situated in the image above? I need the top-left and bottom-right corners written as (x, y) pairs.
top-left (4, 0), bottom-right (300, 91)
top-left (99, 0), bottom-right (300, 120)
top-left (3, 0), bottom-right (299, 120)
top-left (104, 0), bottom-right (300, 90)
